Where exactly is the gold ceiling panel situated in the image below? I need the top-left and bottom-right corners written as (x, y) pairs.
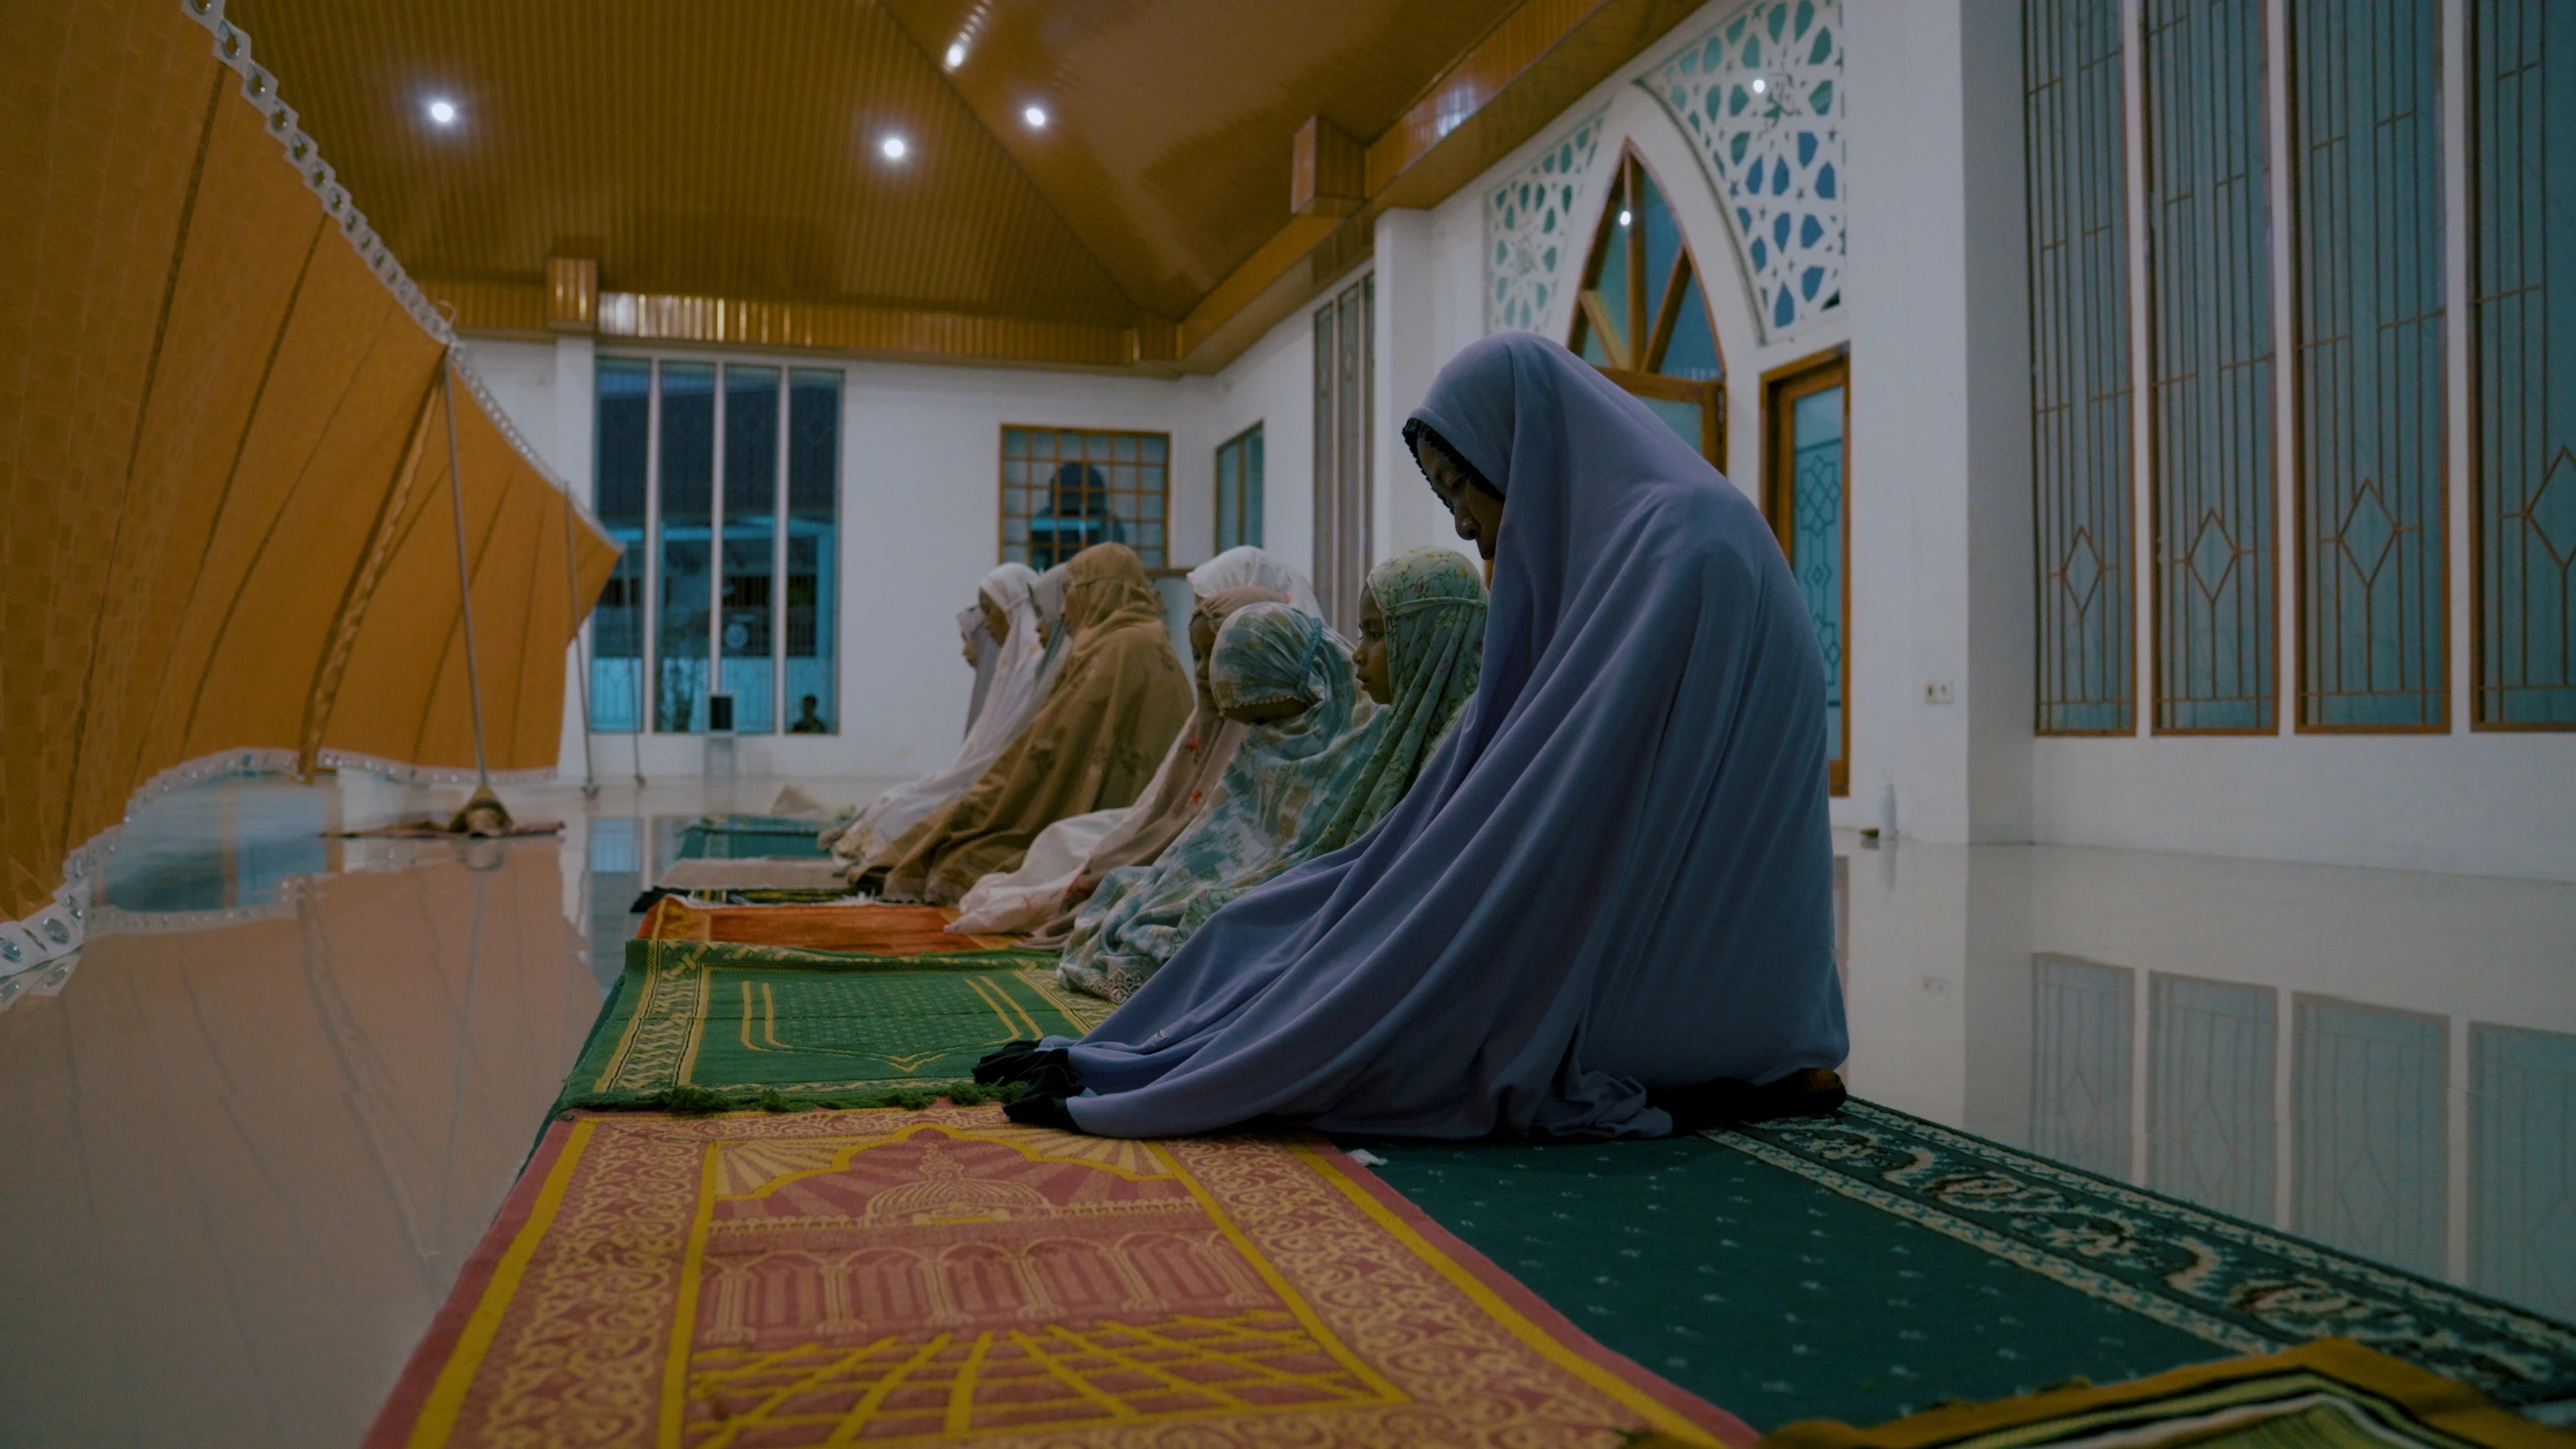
top-left (877, 0), bottom-right (1523, 320)
top-left (219, 0), bottom-right (1144, 326)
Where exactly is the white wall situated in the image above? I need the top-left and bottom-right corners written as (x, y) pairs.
top-left (461, 0), bottom-right (2573, 882)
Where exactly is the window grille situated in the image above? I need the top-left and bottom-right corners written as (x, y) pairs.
top-left (590, 358), bottom-right (840, 735)
top-left (1764, 353), bottom-right (1850, 796)
top-left (2027, 0), bottom-right (2136, 734)
top-left (2471, 0), bottom-right (2576, 727)
top-left (1313, 276), bottom-right (1374, 634)
top-left (1000, 427), bottom-right (1169, 570)
top-left (1216, 423), bottom-right (1265, 551)
top-left (2296, 0), bottom-right (2447, 730)
top-left (1569, 148), bottom-right (1726, 463)
top-left (2147, 0), bottom-right (2277, 732)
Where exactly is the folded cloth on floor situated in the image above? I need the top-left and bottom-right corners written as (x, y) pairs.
top-left (637, 896), bottom-right (1033, 956)
top-left (368, 1104), bottom-right (1754, 1448)
top-left (1749, 1338), bottom-right (2567, 1449)
top-left (678, 813), bottom-right (835, 860)
top-left (651, 857), bottom-right (853, 892)
top-left (557, 938), bottom-right (1104, 1112)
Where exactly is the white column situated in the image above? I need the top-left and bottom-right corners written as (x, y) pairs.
top-left (1371, 208), bottom-right (1460, 568)
top-left (553, 334), bottom-right (598, 780)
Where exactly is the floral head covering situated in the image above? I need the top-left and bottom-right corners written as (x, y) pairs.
top-left (1208, 602), bottom-right (1345, 720)
top-left (1313, 547), bottom-right (1487, 853)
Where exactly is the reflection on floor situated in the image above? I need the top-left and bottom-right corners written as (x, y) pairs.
top-left (0, 771), bottom-right (2565, 1445)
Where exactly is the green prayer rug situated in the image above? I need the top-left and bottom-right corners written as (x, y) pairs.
top-left (1347, 1103), bottom-right (2576, 1434)
top-left (556, 938), bottom-right (1108, 1113)
top-left (676, 812), bottom-right (833, 860)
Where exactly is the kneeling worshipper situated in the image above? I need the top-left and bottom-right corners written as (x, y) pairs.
top-left (943, 582), bottom-right (1296, 937)
top-left (1055, 550), bottom-right (1487, 1002)
top-left (822, 563), bottom-right (1062, 863)
top-left (865, 543), bottom-right (1193, 904)
top-left (982, 331), bottom-right (1848, 1138)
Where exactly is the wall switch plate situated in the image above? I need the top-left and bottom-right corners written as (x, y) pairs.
top-left (1923, 679), bottom-right (1955, 704)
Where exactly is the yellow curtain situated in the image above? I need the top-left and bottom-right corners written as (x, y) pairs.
top-left (0, 1), bottom-right (619, 927)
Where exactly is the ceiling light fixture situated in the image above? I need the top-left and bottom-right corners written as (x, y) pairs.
top-left (426, 97), bottom-right (458, 125)
top-left (880, 134), bottom-right (909, 161)
top-left (1618, 208), bottom-right (1633, 227)
top-left (1023, 104), bottom-right (1047, 129)
top-left (1750, 76), bottom-right (1769, 94)
top-left (944, 40), bottom-right (967, 68)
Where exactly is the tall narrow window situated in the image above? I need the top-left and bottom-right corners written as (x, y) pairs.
top-left (2473, 1), bottom-right (2576, 727)
top-left (786, 370), bottom-right (840, 734)
top-left (591, 359), bottom-right (650, 733)
top-left (2147, 0), bottom-right (2276, 732)
top-left (999, 427), bottom-right (1169, 569)
top-left (2027, 0), bottom-right (2136, 733)
top-left (1313, 274), bottom-right (1374, 633)
top-left (594, 359), bottom-right (841, 736)
top-left (1568, 148), bottom-right (1725, 463)
top-left (1766, 352), bottom-right (1850, 796)
top-left (1216, 423), bottom-right (1265, 551)
top-left (2297, 0), bottom-right (2446, 730)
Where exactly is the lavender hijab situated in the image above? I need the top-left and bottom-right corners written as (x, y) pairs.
top-left (1049, 331), bottom-right (1845, 1138)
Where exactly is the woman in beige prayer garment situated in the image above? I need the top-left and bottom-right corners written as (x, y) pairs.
top-left (865, 543), bottom-right (1193, 904)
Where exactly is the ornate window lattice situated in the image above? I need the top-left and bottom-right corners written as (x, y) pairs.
top-left (1765, 352), bottom-right (1848, 795)
top-left (2149, 974), bottom-right (2276, 1224)
top-left (2471, 1024), bottom-right (2576, 1321)
top-left (1000, 428), bottom-right (1169, 571)
top-left (2032, 955), bottom-right (2135, 1181)
top-left (2027, 0), bottom-right (2137, 734)
top-left (2472, 1), bottom-right (2576, 727)
top-left (1569, 149), bottom-right (1727, 463)
top-left (2294, 996), bottom-right (2447, 1279)
top-left (2147, 0), bottom-right (2277, 732)
top-left (1641, 0), bottom-right (1844, 339)
top-left (1487, 108), bottom-right (1608, 334)
top-left (2296, 0), bottom-right (2447, 731)
top-left (593, 358), bottom-right (840, 736)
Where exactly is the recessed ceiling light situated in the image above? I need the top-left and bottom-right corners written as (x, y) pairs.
top-left (1023, 104), bottom-right (1047, 129)
top-left (880, 134), bottom-right (909, 161)
top-left (1750, 76), bottom-right (1769, 94)
top-left (426, 98), bottom-right (458, 125)
top-left (1617, 208), bottom-right (1633, 227)
top-left (944, 40), bottom-right (967, 68)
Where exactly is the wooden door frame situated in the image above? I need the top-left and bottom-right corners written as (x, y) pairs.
top-left (1762, 345), bottom-right (1853, 796)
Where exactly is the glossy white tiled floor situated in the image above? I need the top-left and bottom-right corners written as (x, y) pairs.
top-left (0, 771), bottom-right (2567, 1446)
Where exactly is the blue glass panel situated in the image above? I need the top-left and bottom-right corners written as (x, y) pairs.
top-left (2033, 955), bottom-right (2135, 1179)
top-left (2298, 0), bottom-right (2445, 729)
top-left (1660, 272), bottom-right (1722, 382)
top-left (1242, 426), bottom-right (1264, 547)
top-left (2027, 0), bottom-right (2135, 733)
top-left (2150, 975), bottom-right (2275, 1223)
top-left (2147, 0), bottom-right (2275, 731)
top-left (1593, 176), bottom-right (1632, 362)
top-left (786, 370), bottom-right (839, 733)
top-left (655, 362), bottom-right (714, 733)
top-left (591, 358), bottom-right (651, 733)
top-left (720, 366), bottom-right (779, 734)
top-left (1641, 394), bottom-right (1703, 457)
top-left (2473, 1), bottom-right (2576, 724)
top-left (1790, 384), bottom-right (1845, 765)
top-left (1216, 439), bottom-right (1240, 550)
top-left (1639, 165), bottom-right (1679, 335)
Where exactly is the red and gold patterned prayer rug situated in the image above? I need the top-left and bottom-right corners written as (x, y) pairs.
top-left (640, 897), bottom-right (1027, 956)
top-left (368, 1106), bottom-right (1750, 1448)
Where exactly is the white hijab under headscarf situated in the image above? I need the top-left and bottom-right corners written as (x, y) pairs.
top-left (958, 606), bottom-right (998, 738)
top-left (1189, 547), bottom-right (1324, 619)
top-left (945, 557), bottom-right (1326, 934)
top-left (830, 564), bottom-right (1065, 865)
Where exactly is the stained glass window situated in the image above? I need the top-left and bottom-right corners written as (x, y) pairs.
top-left (1766, 356), bottom-right (1849, 795)
top-left (2026, 0), bottom-right (2135, 734)
top-left (2147, 0), bottom-right (2277, 733)
top-left (1000, 427), bottom-right (1168, 570)
top-left (2473, 1), bottom-right (2576, 727)
top-left (1568, 149), bottom-right (1725, 464)
top-left (2297, 0), bottom-right (2446, 730)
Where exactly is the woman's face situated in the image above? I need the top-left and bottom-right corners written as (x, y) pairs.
top-left (1190, 614), bottom-right (1220, 700)
top-left (978, 596), bottom-right (1009, 649)
top-left (1355, 592), bottom-right (1392, 704)
top-left (1419, 442), bottom-right (1504, 560)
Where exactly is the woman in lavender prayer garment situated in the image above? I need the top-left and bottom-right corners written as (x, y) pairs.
top-left (979, 332), bottom-right (1847, 1139)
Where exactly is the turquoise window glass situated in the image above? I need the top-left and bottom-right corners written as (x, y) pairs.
top-left (655, 362), bottom-right (714, 733)
top-left (1789, 384), bottom-right (1845, 771)
top-left (590, 358), bottom-right (649, 733)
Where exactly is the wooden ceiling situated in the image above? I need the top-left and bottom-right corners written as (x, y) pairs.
top-left (218, 0), bottom-right (1701, 370)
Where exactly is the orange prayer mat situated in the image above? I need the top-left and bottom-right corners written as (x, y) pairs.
top-left (639, 896), bottom-right (1027, 955)
top-left (367, 1106), bottom-right (1753, 1448)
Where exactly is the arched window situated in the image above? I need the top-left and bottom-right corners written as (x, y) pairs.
top-left (1568, 149), bottom-right (1725, 464)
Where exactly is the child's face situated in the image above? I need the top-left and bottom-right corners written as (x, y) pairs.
top-left (1191, 614), bottom-right (1220, 701)
top-left (1356, 593), bottom-right (1392, 704)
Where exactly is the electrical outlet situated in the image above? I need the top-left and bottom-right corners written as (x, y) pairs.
top-left (1923, 679), bottom-right (1955, 704)
top-left (1921, 975), bottom-right (1953, 1000)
